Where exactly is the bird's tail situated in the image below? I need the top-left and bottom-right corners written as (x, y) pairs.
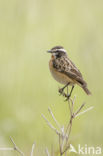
top-left (83, 86), bottom-right (91, 95)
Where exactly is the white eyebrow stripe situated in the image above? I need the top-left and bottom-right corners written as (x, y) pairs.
top-left (58, 49), bottom-right (66, 53)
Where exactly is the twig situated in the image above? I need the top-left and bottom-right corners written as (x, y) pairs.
top-left (31, 142), bottom-right (35, 156)
top-left (0, 137), bottom-right (36, 156)
top-left (0, 147), bottom-right (14, 151)
top-left (48, 107), bottom-right (61, 130)
top-left (68, 100), bottom-right (72, 116)
top-left (62, 145), bottom-right (70, 155)
top-left (45, 147), bottom-right (50, 156)
top-left (51, 145), bottom-right (54, 156)
top-left (74, 103), bottom-right (86, 117)
top-left (42, 85), bottom-right (93, 156)
top-left (41, 114), bottom-right (60, 135)
top-left (75, 106), bottom-right (94, 118)
top-left (59, 134), bottom-right (62, 155)
top-left (10, 136), bottom-right (24, 156)
top-left (64, 117), bottom-right (72, 148)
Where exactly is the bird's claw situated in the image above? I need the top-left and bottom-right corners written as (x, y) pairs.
top-left (59, 87), bottom-right (71, 101)
top-left (65, 94), bottom-right (70, 101)
top-left (59, 88), bottom-right (64, 95)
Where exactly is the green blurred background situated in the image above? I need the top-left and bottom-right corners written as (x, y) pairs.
top-left (0, 0), bottom-right (103, 155)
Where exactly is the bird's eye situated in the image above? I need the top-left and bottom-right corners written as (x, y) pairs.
top-left (56, 53), bottom-right (61, 58)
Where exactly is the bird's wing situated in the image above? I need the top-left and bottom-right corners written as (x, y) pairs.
top-left (53, 56), bottom-right (87, 86)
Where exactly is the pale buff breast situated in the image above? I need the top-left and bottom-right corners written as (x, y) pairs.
top-left (49, 60), bottom-right (75, 85)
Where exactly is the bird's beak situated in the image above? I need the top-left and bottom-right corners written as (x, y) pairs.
top-left (47, 50), bottom-right (53, 53)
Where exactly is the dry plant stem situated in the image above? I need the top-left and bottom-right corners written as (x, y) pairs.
top-left (42, 85), bottom-right (93, 156)
top-left (62, 99), bottom-right (74, 152)
top-left (74, 103), bottom-right (85, 117)
top-left (0, 147), bottom-right (14, 151)
top-left (31, 142), bottom-right (35, 156)
top-left (75, 106), bottom-right (94, 118)
top-left (62, 98), bottom-right (74, 146)
top-left (45, 147), bottom-right (50, 156)
top-left (60, 96), bottom-right (74, 152)
top-left (41, 114), bottom-right (60, 135)
top-left (0, 137), bottom-right (36, 156)
top-left (51, 145), bottom-right (54, 156)
top-left (61, 145), bottom-right (70, 155)
top-left (65, 104), bottom-right (85, 149)
top-left (65, 152), bottom-right (67, 156)
top-left (10, 136), bottom-right (24, 156)
top-left (64, 117), bottom-right (73, 149)
top-left (48, 107), bottom-right (61, 130)
top-left (0, 137), bottom-right (24, 156)
top-left (59, 134), bottom-right (62, 155)
top-left (61, 89), bottom-right (86, 153)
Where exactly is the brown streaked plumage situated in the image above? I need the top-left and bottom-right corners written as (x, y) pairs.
top-left (47, 46), bottom-right (91, 96)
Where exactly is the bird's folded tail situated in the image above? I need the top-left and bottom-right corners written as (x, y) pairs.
top-left (83, 86), bottom-right (91, 95)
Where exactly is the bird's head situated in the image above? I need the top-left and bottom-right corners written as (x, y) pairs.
top-left (47, 46), bottom-right (67, 58)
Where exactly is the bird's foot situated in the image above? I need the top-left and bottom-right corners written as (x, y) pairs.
top-left (59, 87), bottom-right (71, 101)
top-left (59, 87), bottom-right (70, 99)
top-left (58, 88), bottom-right (64, 95)
top-left (65, 94), bottom-right (71, 101)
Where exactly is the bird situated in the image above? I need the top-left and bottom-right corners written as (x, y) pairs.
top-left (47, 46), bottom-right (91, 99)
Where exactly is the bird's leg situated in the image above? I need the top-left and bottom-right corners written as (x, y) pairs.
top-left (66, 85), bottom-right (74, 100)
top-left (59, 82), bottom-right (70, 95)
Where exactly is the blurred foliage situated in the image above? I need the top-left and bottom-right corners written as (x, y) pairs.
top-left (0, 0), bottom-right (103, 155)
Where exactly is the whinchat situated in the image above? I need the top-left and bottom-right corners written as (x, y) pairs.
top-left (47, 46), bottom-right (91, 98)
